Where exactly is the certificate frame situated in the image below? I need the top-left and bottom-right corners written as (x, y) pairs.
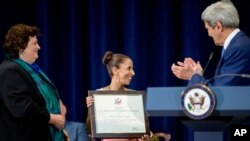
top-left (88, 90), bottom-right (150, 139)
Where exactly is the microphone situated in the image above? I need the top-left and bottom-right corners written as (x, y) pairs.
top-left (203, 51), bottom-right (214, 75)
top-left (204, 73), bottom-right (250, 85)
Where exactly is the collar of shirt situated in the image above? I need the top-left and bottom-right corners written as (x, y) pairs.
top-left (223, 28), bottom-right (240, 50)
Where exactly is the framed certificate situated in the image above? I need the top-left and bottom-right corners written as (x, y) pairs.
top-left (88, 90), bottom-right (150, 139)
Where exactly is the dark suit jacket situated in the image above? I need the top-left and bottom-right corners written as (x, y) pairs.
top-left (189, 31), bottom-right (250, 86)
top-left (0, 59), bottom-right (51, 141)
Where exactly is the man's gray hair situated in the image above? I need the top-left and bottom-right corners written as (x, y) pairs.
top-left (201, 0), bottom-right (239, 28)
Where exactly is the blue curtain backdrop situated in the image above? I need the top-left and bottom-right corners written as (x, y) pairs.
top-left (1, 0), bottom-right (250, 141)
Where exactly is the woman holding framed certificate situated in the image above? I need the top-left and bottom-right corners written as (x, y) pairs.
top-left (86, 51), bottom-right (153, 141)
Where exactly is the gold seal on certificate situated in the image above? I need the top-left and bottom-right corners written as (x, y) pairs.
top-left (88, 91), bottom-right (150, 139)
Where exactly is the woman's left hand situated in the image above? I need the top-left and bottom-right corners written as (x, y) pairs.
top-left (137, 131), bottom-right (153, 141)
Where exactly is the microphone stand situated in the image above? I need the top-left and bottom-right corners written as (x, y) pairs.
top-left (203, 51), bottom-right (214, 75)
top-left (204, 74), bottom-right (250, 86)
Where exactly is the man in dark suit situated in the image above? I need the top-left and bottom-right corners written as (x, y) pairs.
top-left (171, 0), bottom-right (250, 86)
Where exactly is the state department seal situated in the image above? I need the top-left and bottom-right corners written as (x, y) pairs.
top-left (180, 84), bottom-right (216, 120)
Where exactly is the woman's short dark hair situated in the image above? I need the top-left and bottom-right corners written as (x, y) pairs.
top-left (3, 24), bottom-right (40, 58)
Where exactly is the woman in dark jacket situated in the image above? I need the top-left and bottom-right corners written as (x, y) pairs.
top-left (0, 24), bottom-right (65, 141)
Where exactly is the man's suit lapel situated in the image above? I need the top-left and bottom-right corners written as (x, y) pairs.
top-left (215, 31), bottom-right (244, 75)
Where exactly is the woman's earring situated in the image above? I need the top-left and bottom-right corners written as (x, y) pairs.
top-left (116, 74), bottom-right (119, 83)
top-left (19, 52), bottom-right (23, 58)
